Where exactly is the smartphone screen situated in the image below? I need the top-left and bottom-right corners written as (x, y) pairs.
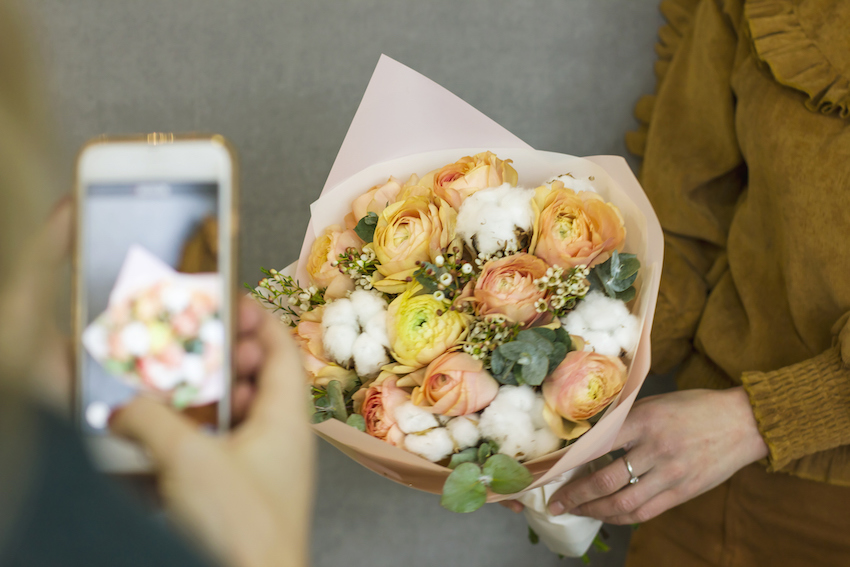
top-left (80, 181), bottom-right (223, 434)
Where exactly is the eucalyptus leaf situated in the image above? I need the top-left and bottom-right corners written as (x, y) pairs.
top-left (448, 448), bottom-right (478, 469)
top-left (441, 463), bottom-right (487, 513)
top-left (327, 380), bottom-right (348, 422)
top-left (499, 341), bottom-right (541, 361)
top-left (346, 413), bottom-right (366, 432)
top-left (414, 271), bottom-right (440, 294)
top-left (311, 411), bottom-right (332, 424)
top-left (495, 362), bottom-right (518, 386)
top-left (482, 454), bottom-right (534, 494)
top-left (520, 353), bottom-right (550, 386)
top-left (553, 326), bottom-right (571, 349)
top-left (547, 341), bottom-right (568, 372)
top-left (490, 349), bottom-right (506, 375)
top-left (477, 442), bottom-right (492, 464)
top-left (515, 330), bottom-right (554, 357)
top-left (354, 212), bottom-right (379, 243)
top-left (526, 327), bottom-right (556, 342)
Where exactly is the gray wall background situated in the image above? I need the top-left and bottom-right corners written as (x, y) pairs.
top-left (23, 1), bottom-right (666, 565)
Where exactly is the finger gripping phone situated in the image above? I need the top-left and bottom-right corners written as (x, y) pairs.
top-left (73, 134), bottom-right (237, 472)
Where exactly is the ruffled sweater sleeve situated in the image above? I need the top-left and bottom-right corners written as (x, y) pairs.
top-left (627, 0), bottom-right (746, 374)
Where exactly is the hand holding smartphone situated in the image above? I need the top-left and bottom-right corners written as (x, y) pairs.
top-left (73, 134), bottom-right (237, 472)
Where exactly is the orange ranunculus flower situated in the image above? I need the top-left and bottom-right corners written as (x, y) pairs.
top-left (305, 225), bottom-right (359, 299)
top-left (344, 175), bottom-right (417, 229)
top-left (353, 372), bottom-right (409, 446)
top-left (468, 253), bottom-right (552, 328)
top-left (292, 307), bottom-right (358, 390)
top-left (420, 151), bottom-right (519, 210)
top-left (530, 182), bottom-right (625, 269)
top-left (541, 350), bottom-right (627, 439)
top-left (371, 194), bottom-right (459, 294)
top-left (410, 352), bottom-right (500, 416)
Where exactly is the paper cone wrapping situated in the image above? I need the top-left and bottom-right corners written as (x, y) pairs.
top-left (280, 56), bottom-right (663, 506)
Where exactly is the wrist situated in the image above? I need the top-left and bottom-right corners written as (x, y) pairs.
top-left (724, 386), bottom-right (769, 464)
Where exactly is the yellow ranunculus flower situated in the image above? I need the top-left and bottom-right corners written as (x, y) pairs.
top-left (371, 193), bottom-right (459, 282)
top-left (386, 285), bottom-right (470, 372)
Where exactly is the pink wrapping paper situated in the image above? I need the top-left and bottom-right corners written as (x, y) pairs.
top-left (290, 56), bottom-right (663, 502)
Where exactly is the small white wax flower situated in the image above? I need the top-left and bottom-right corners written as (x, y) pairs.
top-left (395, 401), bottom-right (440, 434)
top-left (456, 183), bottom-right (535, 256)
top-left (446, 415), bottom-right (481, 450)
top-left (364, 311), bottom-right (390, 348)
top-left (161, 284), bottom-right (191, 314)
top-left (349, 289), bottom-right (387, 326)
top-left (322, 324), bottom-right (359, 365)
top-left (321, 298), bottom-right (357, 329)
top-left (120, 322), bottom-right (151, 357)
top-left (547, 174), bottom-right (600, 194)
top-left (404, 427), bottom-right (454, 463)
top-left (199, 319), bottom-right (224, 346)
top-left (181, 353), bottom-right (206, 386)
top-left (352, 333), bottom-right (390, 377)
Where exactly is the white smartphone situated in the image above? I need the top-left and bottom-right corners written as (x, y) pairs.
top-left (73, 134), bottom-right (237, 473)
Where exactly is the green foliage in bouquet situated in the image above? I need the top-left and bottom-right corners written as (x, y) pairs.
top-left (441, 444), bottom-right (533, 513)
top-left (310, 379), bottom-right (364, 431)
top-left (588, 250), bottom-right (640, 302)
top-left (412, 252), bottom-right (474, 303)
top-left (490, 327), bottom-right (573, 387)
top-left (245, 268), bottom-right (325, 327)
top-left (354, 212), bottom-right (379, 243)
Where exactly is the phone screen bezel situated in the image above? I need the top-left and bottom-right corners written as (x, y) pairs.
top-left (72, 134), bottom-right (237, 472)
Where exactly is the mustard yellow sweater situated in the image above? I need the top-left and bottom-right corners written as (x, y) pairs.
top-left (628, 0), bottom-right (850, 483)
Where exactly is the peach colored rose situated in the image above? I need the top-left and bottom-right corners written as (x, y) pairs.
top-left (292, 307), bottom-right (358, 390)
top-left (305, 224), bottom-right (359, 299)
top-left (353, 373), bottom-right (409, 446)
top-left (371, 194), bottom-right (459, 294)
top-left (422, 152), bottom-right (519, 210)
top-left (410, 352), bottom-right (499, 416)
top-left (542, 350), bottom-right (627, 423)
top-left (467, 253), bottom-right (552, 328)
top-left (530, 182), bottom-right (625, 268)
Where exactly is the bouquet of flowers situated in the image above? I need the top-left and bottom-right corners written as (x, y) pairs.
top-left (251, 56), bottom-right (662, 558)
top-left (84, 245), bottom-right (225, 408)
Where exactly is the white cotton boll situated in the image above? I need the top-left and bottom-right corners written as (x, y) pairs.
top-left (613, 314), bottom-right (640, 354)
top-left (527, 427), bottom-right (562, 461)
top-left (436, 414), bottom-right (452, 426)
top-left (582, 330), bottom-right (622, 356)
top-left (579, 291), bottom-right (631, 332)
top-left (492, 384), bottom-right (537, 413)
top-left (121, 322), bottom-right (151, 357)
top-left (321, 298), bottom-right (357, 330)
top-left (181, 354), bottom-right (206, 386)
top-left (199, 319), bottom-right (224, 346)
top-left (530, 394), bottom-right (548, 431)
top-left (349, 289), bottom-right (387, 326)
top-left (161, 285), bottom-right (191, 314)
top-left (456, 184), bottom-right (535, 255)
top-left (447, 416), bottom-right (481, 450)
top-left (562, 310), bottom-right (588, 338)
top-left (395, 401), bottom-right (439, 434)
top-left (479, 402), bottom-right (536, 461)
top-left (351, 333), bottom-right (389, 377)
top-left (364, 312), bottom-right (390, 348)
top-left (146, 361), bottom-right (182, 391)
top-left (404, 427), bottom-right (455, 463)
top-left (322, 324), bottom-right (358, 365)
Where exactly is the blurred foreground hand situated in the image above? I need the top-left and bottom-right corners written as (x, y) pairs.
top-left (111, 297), bottom-right (316, 567)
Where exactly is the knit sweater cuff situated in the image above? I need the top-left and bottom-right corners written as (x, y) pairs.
top-left (741, 347), bottom-right (850, 471)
